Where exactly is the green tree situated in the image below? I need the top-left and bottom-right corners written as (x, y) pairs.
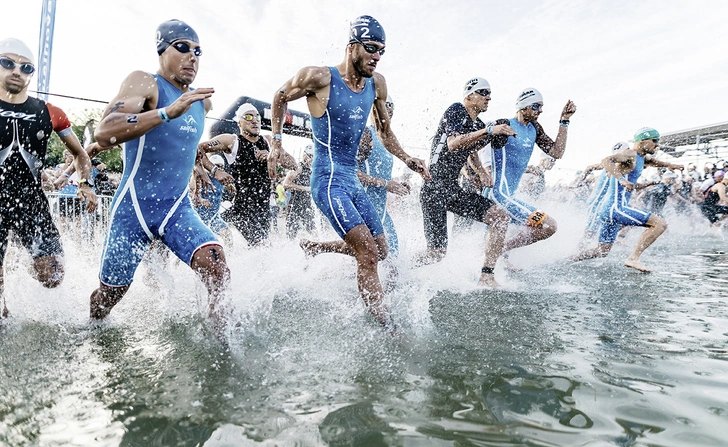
top-left (44, 108), bottom-right (123, 172)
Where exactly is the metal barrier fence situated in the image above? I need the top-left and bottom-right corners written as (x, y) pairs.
top-left (46, 193), bottom-right (114, 244)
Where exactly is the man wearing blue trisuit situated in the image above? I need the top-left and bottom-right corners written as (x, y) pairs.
top-left (579, 141), bottom-right (631, 246)
top-left (571, 127), bottom-right (683, 272)
top-left (299, 96), bottom-right (412, 292)
top-left (267, 15), bottom-right (431, 330)
top-left (488, 88), bottom-right (577, 266)
top-left (356, 96), bottom-right (410, 257)
top-left (89, 20), bottom-right (231, 337)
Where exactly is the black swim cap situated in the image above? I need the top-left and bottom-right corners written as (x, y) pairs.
top-left (348, 15), bottom-right (386, 45)
top-left (156, 19), bottom-right (199, 55)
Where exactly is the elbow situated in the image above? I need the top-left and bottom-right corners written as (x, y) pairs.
top-left (94, 128), bottom-right (114, 148)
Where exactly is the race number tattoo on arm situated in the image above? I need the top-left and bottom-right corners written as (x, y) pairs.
top-left (104, 115), bottom-right (125, 124)
top-left (127, 114), bottom-right (139, 124)
top-left (109, 102), bottom-right (124, 114)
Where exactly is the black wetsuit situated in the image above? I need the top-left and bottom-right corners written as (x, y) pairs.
top-left (700, 189), bottom-right (728, 224)
top-left (645, 183), bottom-right (672, 214)
top-left (0, 98), bottom-right (66, 264)
top-left (420, 103), bottom-right (501, 249)
top-left (221, 135), bottom-right (272, 245)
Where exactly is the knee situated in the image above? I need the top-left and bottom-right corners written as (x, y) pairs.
top-left (208, 261), bottom-right (231, 283)
top-left (355, 244), bottom-right (380, 270)
top-left (487, 207), bottom-right (510, 230)
top-left (540, 217), bottom-right (558, 237)
top-left (192, 246), bottom-right (230, 285)
top-left (653, 216), bottom-right (668, 232)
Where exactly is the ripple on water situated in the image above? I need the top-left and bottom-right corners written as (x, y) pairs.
top-left (2, 204), bottom-right (728, 446)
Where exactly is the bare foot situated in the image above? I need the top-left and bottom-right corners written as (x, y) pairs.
top-left (299, 239), bottom-right (321, 258)
top-left (478, 274), bottom-right (500, 288)
top-left (90, 285), bottom-right (128, 320)
top-left (624, 258), bottom-right (651, 273)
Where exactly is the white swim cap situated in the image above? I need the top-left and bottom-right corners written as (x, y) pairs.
top-left (234, 103), bottom-right (258, 121)
top-left (515, 88), bottom-right (543, 110)
top-left (0, 38), bottom-right (36, 65)
top-left (463, 77), bottom-right (491, 99)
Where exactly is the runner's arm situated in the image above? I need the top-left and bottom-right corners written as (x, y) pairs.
top-left (95, 71), bottom-right (214, 147)
top-left (198, 133), bottom-right (237, 153)
top-left (539, 100), bottom-right (576, 159)
top-left (269, 66), bottom-right (329, 178)
top-left (447, 118), bottom-right (514, 153)
top-left (602, 151), bottom-right (637, 191)
top-left (49, 103), bottom-right (98, 213)
top-left (283, 168), bottom-right (309, 192)
top-left (717, 183), bottom-right (728, 205)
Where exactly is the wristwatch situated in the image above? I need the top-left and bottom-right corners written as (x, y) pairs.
top-left (79, 178), bottom-right (94, 187)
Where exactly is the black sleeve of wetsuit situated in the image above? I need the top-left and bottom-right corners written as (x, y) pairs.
top-left (533, 121), bottom-right (555, 154)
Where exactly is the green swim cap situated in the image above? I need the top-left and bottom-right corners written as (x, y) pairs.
top-left (634, 127), bottom-right (660, 142)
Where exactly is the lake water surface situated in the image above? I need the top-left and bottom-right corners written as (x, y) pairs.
top-left (1, 199), bottom-right (727, 446)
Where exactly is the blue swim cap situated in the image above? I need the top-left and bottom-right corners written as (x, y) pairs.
top-left (348, 15), bottom-right (386, 45)
top-left (156, 19), bottom-right (199, 55)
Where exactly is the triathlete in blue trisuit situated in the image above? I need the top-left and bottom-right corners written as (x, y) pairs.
top-left (582, 142), bottom-right (631, 241)
top-left (295, 98), bottom-right (411, 292)
top-left (488, 88), bottom-right (576, 264)
top-left (356, 97), bottom-right (410, 257)
top-left (88, 20), bottom-right (230, 336)
top-left (571, 127), bottom-right (683, 272)
top-left (267, 15), bottom-right (430, 329)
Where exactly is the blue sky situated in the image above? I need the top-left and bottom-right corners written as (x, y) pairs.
top-left (4, 0), bottom-right (726, 176)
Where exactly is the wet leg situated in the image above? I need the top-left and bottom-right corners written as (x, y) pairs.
top-left (624, 215), bottom-right (667, 273)
top-left (190, 244), bottom-right (231, 339)
top-left (478, 206), bottom-right (509, 287)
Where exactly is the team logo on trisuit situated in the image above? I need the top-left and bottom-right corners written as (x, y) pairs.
top-left (179, 115), bottom-right (198, 133)
top-left (349, 106), bottom-right (364, 120)
top-left (0, 108), bottom-right (37, 121)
